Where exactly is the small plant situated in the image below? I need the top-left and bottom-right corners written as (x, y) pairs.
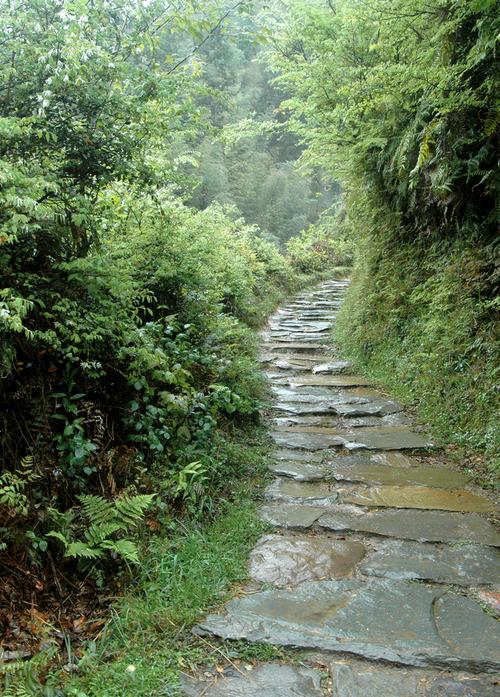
top-left (47, 493), bottom-right (155, 567)
top-left (0, 456), bottom-right (38, 517)
top-left (169, 461), bottom-right (208, 510)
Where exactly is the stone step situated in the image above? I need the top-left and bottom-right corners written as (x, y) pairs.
top-left (270, 427), bottom-right (434, 451)
top-left (288, 375), bottom-right (373, 387)
top-left (195, 579), bottom-right (500, 672)
top-left (269, 457), bottom-right (470, 489)
top-left (259, 503), bottom-right (500, 546)
top-left (181, 663), bottom-right (324, 697)
top-left (329, 660), bottom-right (499, 696)
top-left (344, 484), bottom-right (497, 513)
top-left (360, 539), bottom-right (500, 586)
top-left (249, 533), bottom-right (366, 586)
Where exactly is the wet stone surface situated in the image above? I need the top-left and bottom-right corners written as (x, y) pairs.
top-left (331, 399), bottom-right (403, 416)
top-left (249, 533), bottom-right (366, 586)
top-left (294, 456), bottom-right (471, 488)
top-left (181, 663), bottom-right (324, 697)
top-left (271, 430), bottom-right (344, 450)
top-left (360, 539), bottom-right (500, 585)
top-left (195, 579), bottom-right (500, 672)
top-left (260, 503), bottom-right (325, 529)
top-left (330, 660), bottom-right (500, 696)
top-left (268, 461), bottom-right (330, 481)
top-left (265, 478), bottom-right (339, 505)
top-left (344, 484), bottom-right (497, 513)
top-left (317, 506), bottom-right (500, 546)
top-left (289, 375), bottom-right (373, 387)
top-left (312, 361), bottom-right (352, 374)
top-left (340, 427), bottom-right (434, 450)
top-left (274, 447), bottom-right (327, 462)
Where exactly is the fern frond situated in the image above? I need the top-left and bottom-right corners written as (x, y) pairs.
top-left (65, 541), bottom-right (104, 559)
top-left (78, 494), bottom-right (115, 525)
top-left (114, 494), bottom-right (154, 528)
top-left (484, 110), bottom-right (500, 137)
top-left (84, 522), bottom-right (121, 546)
top-left (101, 538), bottom-right (140, 564)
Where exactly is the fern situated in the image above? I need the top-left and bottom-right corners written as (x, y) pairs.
top-left (79, 494), bottom-right (115, 525)
top-left (484, 110), bottom-right (500, 137)
top-left (47, 493), bottom-right (155, 567)
top-left (0, 456), bottom-right (39, 517)
top-left (114, 494), bottom-right (155, 527)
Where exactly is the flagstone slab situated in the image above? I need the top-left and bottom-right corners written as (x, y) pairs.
top-left (312, 361), bottom-right (352, 374)
top-left (181, 663), bottom-right (324, 697)
top-left (361, 540), bottom-right (500, 586)
top-left (289, 375), bottom-right (373, 387)
top-left (330, 661), bottom-right (500, 696)
top-left (262, 342), bottom-right (325, 352)
top-left (340, 427), bottom-right (434, 450)
top-left (274, 448), bottom-right (327, 462)
top-left (345, 413), bottom-right (412, 427)
top-left (326, 460), bottom-right (470, 488)
top-left (476, 589), bottom-right (500, 616)
top-left (331, 400), bottom-right (403, 416)
top-left (265, 478), bottom-right (339, 505)
top-left (273, 415), bottom-right (340, 427)
top-left (260, 503), bottom-right (325, 528)
top-left (249, 534), bottom-right (366, 586)
top-left (344, 485), bottom-right (497, 513)
top-left (317, 507), bottom-right (500, 546)
top-left (272, 359), bottom-right (314, 371)
top-left (269, 461), bottom-right (330, 481)
top-left (195, 579), bottom-right (500, 672)
top-left (271, 430), bottom-right (344, 450)
top-left (274, 402), bottom-right (344, 415)
top-left (274, 424), bottom-right (345, 435)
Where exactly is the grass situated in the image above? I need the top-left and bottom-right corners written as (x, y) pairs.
top-left (334, 241), bottom-right (499, 487)
top-left (49, 430), bottom-right (272, 696)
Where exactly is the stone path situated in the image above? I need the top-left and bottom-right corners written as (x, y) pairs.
top-left (183, 280), bottom-right (500, 696)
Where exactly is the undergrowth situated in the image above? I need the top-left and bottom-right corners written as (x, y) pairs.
top-left (335, 237), bottom-right (499, 485)
top-left (2, 427), bottom-right (275, 696)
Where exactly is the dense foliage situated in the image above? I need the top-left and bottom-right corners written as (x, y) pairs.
top-left (0, 0), bottom-right (338, 648)
top-left (268, 0), bottom-right (499, 470)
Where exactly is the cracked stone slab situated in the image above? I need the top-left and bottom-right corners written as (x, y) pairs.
top-left (330, 661), bottom-right (500, 696)
top-left (345, 413), bottom-right (412, 427)
top-left (317, 507), bottom-right (500, 546)
top-left (265, 478), bottom-right (339, 505)
top-left (326, 459), bottom-right (470, 488)
top-left (269, 461), bottom-right (330, 481)
top-left (271, 430), bottom-right (344, 450)
top-left (339, 427), bottom-right (434, 450)
top-left (312, 361), bottom-right (352, 374)
top-left (331, 400), bottom-right (403, 416)
top-left (271, 359), bottom-right (316, 371)
top-left (195, 579), bottom-right (500, 672)
top-left (273, 387), bottom-right (376, 403)
top-left (344, 485), bottom-right (497, 513)
top-left (360, 540), bottom-right (500, 585)
top-left (274, 402), bottom-right (346, 415)
top-left (260, 503), bottom-right (325, 528)
top-left (274, 448), bottom-right (327, 462)
top-left (261, 342), bottom-right (325, 352)
top-left (289, 375), bottom-right (373, 387)
top-left (181, 662), bottom-right (324, 697)
top-left (249, 534), bottom-right (366, 586)
top-left (273, 424), bottom-right (347, 435)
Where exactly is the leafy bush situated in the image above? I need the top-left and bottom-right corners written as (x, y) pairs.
top-left (287, 206), bottom-right (355, 273)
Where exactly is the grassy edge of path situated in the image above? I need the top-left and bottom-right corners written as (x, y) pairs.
top-left (58, 427), bottom-right (274, 696)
